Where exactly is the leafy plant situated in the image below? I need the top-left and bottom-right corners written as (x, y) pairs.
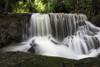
top-left (34, 0), bottom-right (46, 12)
top-left (11, 1), bottom-right (29, 12)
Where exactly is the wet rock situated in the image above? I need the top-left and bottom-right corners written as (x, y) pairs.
top-left (0, 12), bottom-right (32, 48)
top-left (91, 15), bottom-right (100, 27)
top-left (28, 39), bottom-right (36, 53)
top-left (0, 32), bottom-right (12, 48)
top-left (28, 47), bottom-right (35, 53)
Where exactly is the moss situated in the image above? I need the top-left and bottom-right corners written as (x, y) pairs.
top-left (0, 52), bottom-right (100, 67)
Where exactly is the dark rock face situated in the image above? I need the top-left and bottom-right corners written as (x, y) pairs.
top-left (0, 13), bottom-right (31, 48)
top-left (0, 32), bottom-right (12, 48)
top-left (91, 15), bottom-right (100, 27)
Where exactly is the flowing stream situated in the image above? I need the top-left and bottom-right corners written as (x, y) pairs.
top-left (1, 13), bottom-right (100, 60)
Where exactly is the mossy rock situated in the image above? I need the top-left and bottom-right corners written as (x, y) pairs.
top-left (0, 52), bottom-right (100, 67)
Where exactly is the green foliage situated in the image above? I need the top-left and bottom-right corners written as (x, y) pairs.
top-left (53, 0), bottom-right (96, 17)
top-left (11, 1), bottom-right (30, 12)
top-left (34, 0), bottom-right (46, 12)
top-left (0, 0), bottom-right (100, 17)
top-left (33, 0), bottom-right (54, 13)
top-left (10, 0), bottom-right (54, 13)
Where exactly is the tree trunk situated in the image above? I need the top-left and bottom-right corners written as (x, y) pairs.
top-left (54, 0), bottom-right (62, 9)
top-left (72, 0), bottom-right (75, 6)
top-left (91, 0), bottom-right (99, 16)
top-left (29, 0), bottom-right (32, 12)
top-left (84, 0), bottom-right (87, 3)
top-left (5, 0), bottom-right (10, 12)
top-left (44, 0), bottom-right (47, 3)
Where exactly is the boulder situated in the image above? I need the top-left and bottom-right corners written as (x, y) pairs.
top-left (28, 39), bottom-right (36, 53)
top-left (28, 47), bottom-right (35, 53)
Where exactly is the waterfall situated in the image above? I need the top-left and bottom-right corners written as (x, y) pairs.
top-left (26, 13), bottom-right (100, 59)
top-left (49, 13), bottom-right (87, 41)
top-left (28, 13), bottom-right (100, 55)
top-left (29, 13), bottom-right (51, 37)
top-left (3, 13), bottom-right (100, 60)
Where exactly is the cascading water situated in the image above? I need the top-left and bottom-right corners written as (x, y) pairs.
top-left (2, 13), bottom-right (100, 60)
top-left (29, 13), bottom-right (51, 37)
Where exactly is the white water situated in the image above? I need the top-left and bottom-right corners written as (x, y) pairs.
top-left (1, 13), bottom-right (100, 60)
